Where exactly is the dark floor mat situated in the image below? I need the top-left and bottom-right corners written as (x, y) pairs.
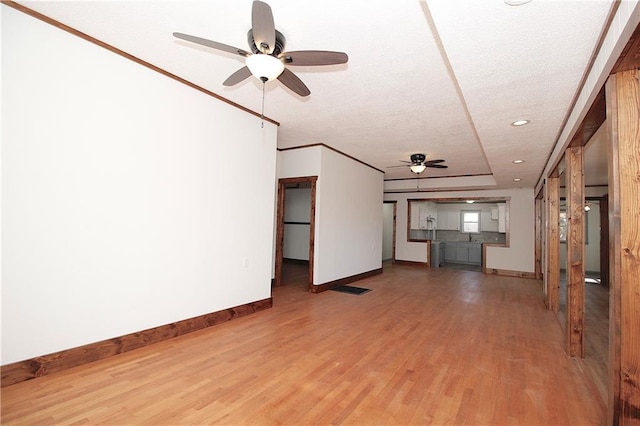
top-left (330, 285), bottom-right (371, 295)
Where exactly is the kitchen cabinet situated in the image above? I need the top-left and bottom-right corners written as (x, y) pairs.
top-left (442, 242), bottom-right (481, 265)
top-left (490, 205), bottom-right (507, 232)
top-left (410, 205), bottom-right (421, 229)
top-left (456, 245), bottom-right (469, 262)
top-left (444, 243), bottom-right (457, 262)
top-left (437, 211), bottom-right (460, 230)
top-left (410, 201), bottom-right (437, 230)
top-left (468, 244), bottom-right (482, 264)
top-left (481, 211), bottom-right (498, 232)
top-left (498, 204), bottom-right (506, 233)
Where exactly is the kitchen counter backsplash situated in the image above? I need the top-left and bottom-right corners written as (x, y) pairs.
top-left (410, 229), bottom-right (506, 244)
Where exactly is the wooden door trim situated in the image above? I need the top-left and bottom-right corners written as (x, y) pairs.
top-left (599, 194), bottom-right (609, 287)
top-left (535, 197), bottom-right (543, 280)
top-left (274, 176), bottom-right (317, 291)
top-left (383, 201), bottom-right (397, 262)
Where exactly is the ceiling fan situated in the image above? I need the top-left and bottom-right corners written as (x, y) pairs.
top-left (388, 153), bottom-right (448, 174)
top-left (173, 1), bottom-right (348, 97)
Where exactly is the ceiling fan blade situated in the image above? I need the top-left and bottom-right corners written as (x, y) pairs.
top-left (252, 1), bottom-right (276, 54)
top-left (426, 164), bottom-right (448, 168)
top-left (279, 50), bottom-right (348, 66)
top-left (223, 66), bottom-right (253, 86)
top-left (277, 68), bottom-right (310, 97)
top-left (424, 159), bottom-right (445, 165)
top-left (173, 32), bottom-right (249, 57)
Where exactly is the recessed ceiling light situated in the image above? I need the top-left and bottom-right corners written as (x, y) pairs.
top-left (513, 159), bottom-right (525, 164)
top-left (466, 200), bottom-right (475, 204)
top-left (504, 0), bottom-right (533, 5)
top-left (513, 178), bottom-right (522, 182)
top-left (511, 119), bottom-right (530, 126)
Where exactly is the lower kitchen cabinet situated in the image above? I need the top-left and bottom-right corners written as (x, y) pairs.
top-left (441, 242), bottom-right (482, 266)
top-left (444, 243), bottom-right (457, 262)
top-left (468, 244), bottom-right (481, 264)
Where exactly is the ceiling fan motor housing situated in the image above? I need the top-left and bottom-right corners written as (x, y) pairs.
top-left (410, 153), bottom-right (426, 164)
top-left (247, 29), bottom-right (286, 56)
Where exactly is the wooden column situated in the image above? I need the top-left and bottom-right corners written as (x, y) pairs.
top-left (606, 69), bottom-right (640, 425)
top-left (599, 194), bottom-right (609, 288)
top-left (545, 176), bottom-right (560, 311)
top-left (565, 146), bottom-right (585, 358)
top-left (274, 181), bottom-right (286, 287)
top-left (535, 197), bottom-right (543, 280)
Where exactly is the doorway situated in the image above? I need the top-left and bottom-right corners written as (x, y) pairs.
top-left (274, 176), bottom-right (317, 291)
top-left (382, 201), bottom-right (396, 262)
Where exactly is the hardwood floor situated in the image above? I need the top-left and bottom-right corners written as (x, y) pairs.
top-left (557, 270), bottom-right (609, 405)
top-left (280, 260), bottom-right (310, 289)
top-left (583, 280), bottom-right (609, 404)
top-left (441, 262), bottom-right (483, 273)
top-left (1, 263), bottom-right (605, 425)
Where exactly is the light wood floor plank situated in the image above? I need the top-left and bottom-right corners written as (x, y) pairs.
top-left (1, 263), bottom-right (604, 425)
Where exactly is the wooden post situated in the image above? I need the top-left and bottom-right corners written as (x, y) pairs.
top-left (545, 177), bottom-right (560, 311)
top-left (599, 194), bottom-right (609, 288)
top-left (535, 197), bottom-right (543, 280)
top-left (274, 180), bottom-right (286, 287)
top-left (565, 146), bottom-right (585, 358)
top-left (606, 69), bottom-right (640, 425)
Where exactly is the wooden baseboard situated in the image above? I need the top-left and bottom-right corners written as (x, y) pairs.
top-left (1, 298), bottom-right (272, 387)
top-left (310, 267), bottom-right (383, 293)
top-left (484, 268), bottom-right (537, 279)
top-left (394, 260), bottom-right (429, 268)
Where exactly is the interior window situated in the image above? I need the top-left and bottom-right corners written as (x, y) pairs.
top-left (462, 211), bottom-right (480, 233)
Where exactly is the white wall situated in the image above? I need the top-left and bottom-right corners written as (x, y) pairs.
top-left (385, 189), bottom-right (536, 272)
top-left (559, 201), bottom-right (601, 272)
top-left (283, 188), bottom-right (311, 261)
top-left (316, 148), bottom-right (383, 284)
top-left (585, 203), bottom-right (601, 272)
top-left (278, 146), bottom-right (384, 285)
top-left (277, 146), bottom-right (322, 178)
top-left (1, 8), bottom-right (277, 364)
top-left (275, 146), bottom-right (321, 277)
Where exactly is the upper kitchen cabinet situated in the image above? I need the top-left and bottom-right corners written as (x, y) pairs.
top-left (435, 201), bottom-right (507, 233)
top-left (409, 200), bottom-right (437, 230)
top-left (437, 211), bottom-right (460, 230)
top-left (491, 204), bottom-right (506, 232)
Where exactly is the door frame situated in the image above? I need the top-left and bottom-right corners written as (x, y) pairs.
top-left (274, 176), bottom-right (317, 291)
top-left (383, 201), bottom-right (397, 262)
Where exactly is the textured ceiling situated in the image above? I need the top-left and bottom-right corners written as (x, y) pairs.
top-left (15, 0), bottom-right (614, 189)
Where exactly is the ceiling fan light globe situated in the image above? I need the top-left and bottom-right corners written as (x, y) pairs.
top-left (410, 164), bottom-right (426, 174)
top-left (246, 54), bottom-right (284, 82)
